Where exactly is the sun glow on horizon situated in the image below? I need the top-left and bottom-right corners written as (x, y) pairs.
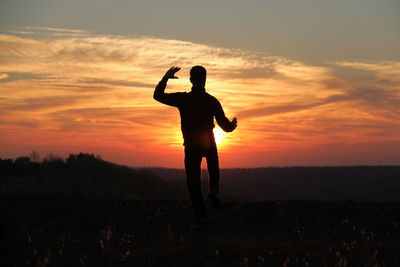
top-left (213, 128), bottom-right (225, 146)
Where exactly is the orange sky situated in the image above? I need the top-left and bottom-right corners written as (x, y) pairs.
top-left (1, 28), bottom-right (400, 167)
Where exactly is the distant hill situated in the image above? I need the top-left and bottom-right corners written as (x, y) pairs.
top-left (150, 166), bottom-right (400, 201)
top-left (1, 153), bottom-right (399, 201)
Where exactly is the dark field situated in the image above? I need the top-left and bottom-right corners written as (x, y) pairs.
top-left (2, 198), bottom-right (400, 267)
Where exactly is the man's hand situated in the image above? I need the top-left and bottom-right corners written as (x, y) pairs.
top-left (231, 117), bottom-right (238, 131)
top-left (163, 67), bottom-right (181, 80)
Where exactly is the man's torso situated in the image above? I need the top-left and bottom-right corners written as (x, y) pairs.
top-left (175, 91), bottom-right (218, 147)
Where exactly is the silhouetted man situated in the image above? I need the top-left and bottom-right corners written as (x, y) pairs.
top-left (154, 66), bottom-right (237, 224)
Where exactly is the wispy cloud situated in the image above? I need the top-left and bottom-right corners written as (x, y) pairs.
top-left (332, 61), bottom-right (400, 77)
top-left (24, 26), bottom-right (88, 33)
top-left (6, 30), bottom-right (36, 35)
top-left (1, 28), bottom-right (399, 166)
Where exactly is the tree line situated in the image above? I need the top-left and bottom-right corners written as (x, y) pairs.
top-left (0, 153), bottom-right (185, 199)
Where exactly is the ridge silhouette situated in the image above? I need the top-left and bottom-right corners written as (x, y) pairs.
top-left (154, 66), bottom-right (237, 222)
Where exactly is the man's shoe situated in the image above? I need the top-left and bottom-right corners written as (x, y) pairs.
top-left (208, 193), bottom-right (223, 209)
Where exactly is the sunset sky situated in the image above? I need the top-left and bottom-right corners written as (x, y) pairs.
top-left (1, 0), bottom-right (399, 167)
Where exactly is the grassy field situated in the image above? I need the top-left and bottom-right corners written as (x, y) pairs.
top-left (1, 198), bottom-right (400, 266)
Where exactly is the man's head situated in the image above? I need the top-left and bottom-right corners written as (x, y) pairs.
top-left (190, 65), bottom-right (207, 87)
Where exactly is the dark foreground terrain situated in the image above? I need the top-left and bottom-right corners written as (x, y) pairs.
top-left (1, 198), bottom-right (400, 267)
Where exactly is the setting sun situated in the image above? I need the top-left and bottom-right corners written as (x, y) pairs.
top-left (213, 128), bottom-right (225, 146)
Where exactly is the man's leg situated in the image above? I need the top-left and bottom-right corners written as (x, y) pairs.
top-left (205, 146), bottom-right (220, 194)
top-left (184, 146), bottom-right (207, 218)
top-left (206, 146), bottom-right (223, 209)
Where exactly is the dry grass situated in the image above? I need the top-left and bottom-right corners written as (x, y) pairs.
top-left (1, 198), bottom-right (399, 266)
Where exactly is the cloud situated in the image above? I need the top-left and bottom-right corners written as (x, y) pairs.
top-left (1, 95), bottom-right (95, 112)
top-left (77, 78), bottom-right (154, 88)
top-left (327, 61), bottom-right (400, 118)
top-left (0, 72), bottom-right (45, 83)
top-left (24, 26), bottom-right (88, 33)
top-left (238, 102), bottom-right (322, 119)
top-left (6, 30), bottom-right (36, 35)
top-left (332, 61), bottom-right (400, 77)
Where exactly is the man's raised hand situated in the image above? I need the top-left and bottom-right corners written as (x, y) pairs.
top-left (164, 67), bottom-right (181, 79)
top-left (231, 117), bottom-right (238, 131)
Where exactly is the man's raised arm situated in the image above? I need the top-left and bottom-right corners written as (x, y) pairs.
top-left (153, 67), bottom-right (181, 104)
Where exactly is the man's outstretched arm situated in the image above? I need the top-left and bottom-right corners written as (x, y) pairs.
top-left (153, 67), bottom-right (181, 105)
top-left (214, 100), bottom-right (238, 132)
